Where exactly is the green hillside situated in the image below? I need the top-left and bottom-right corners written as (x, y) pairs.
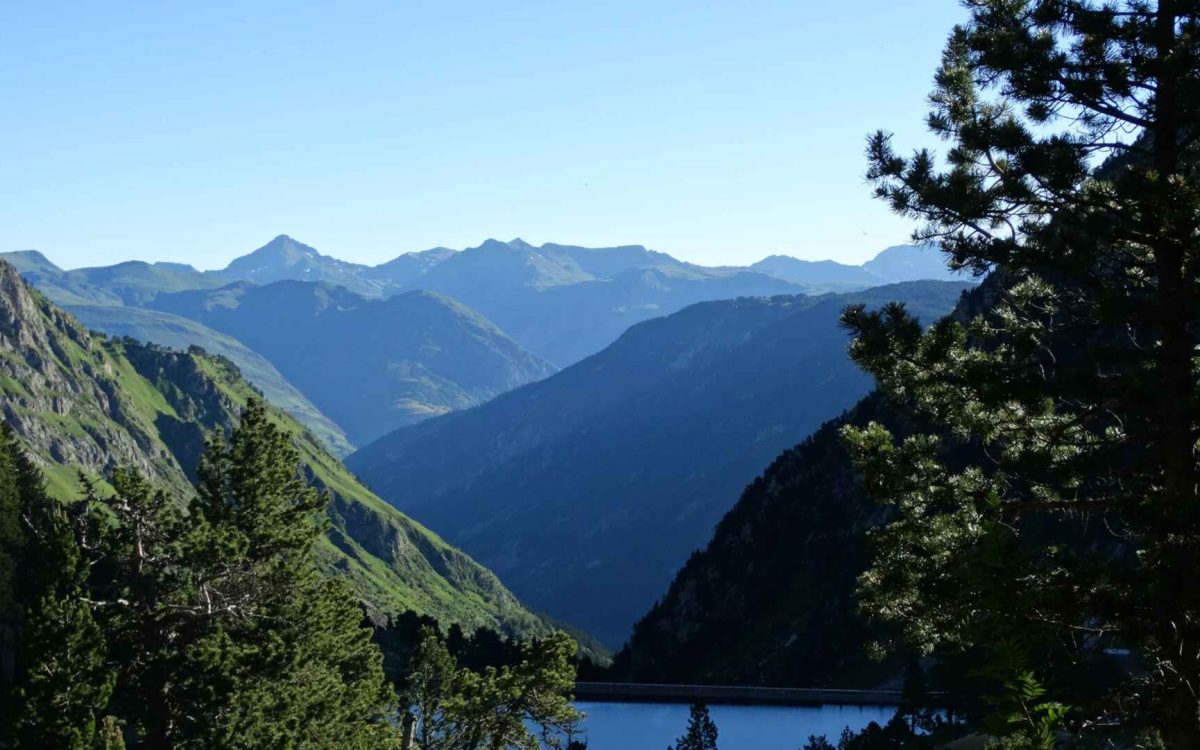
top-left (0, 259), bottom-right (549, 638)
top-left (64, 303), bottom-right (354, 456)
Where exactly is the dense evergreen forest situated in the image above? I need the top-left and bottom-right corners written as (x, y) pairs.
top-left (0, 403), bottom-right (583, 749)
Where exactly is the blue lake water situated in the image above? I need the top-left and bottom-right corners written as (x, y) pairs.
top-left (574, 701), bottom-right (897, 750)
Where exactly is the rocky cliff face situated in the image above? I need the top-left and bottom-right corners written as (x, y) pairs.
top-left (0, 262), bottom-right (186, 494)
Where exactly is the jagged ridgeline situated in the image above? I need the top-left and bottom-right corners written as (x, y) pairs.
top-left (0, 260), bottom-right (549, 638)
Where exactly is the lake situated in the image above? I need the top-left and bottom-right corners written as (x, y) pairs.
top-left (574, 701), bottom-right (897, 750)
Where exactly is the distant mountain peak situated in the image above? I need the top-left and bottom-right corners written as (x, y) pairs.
top-left (152, 261), bottom-right (200, 273)
top-left (862, 243), bottom-right (963, 282)
top-left (476, 238), bottom-right (534, 253)
top-left (1, 250), bottom-right (61, 273)
top-left (214, 235), bottom-right (361, 287)
top-left (259, 234), bottom-right (321, 258)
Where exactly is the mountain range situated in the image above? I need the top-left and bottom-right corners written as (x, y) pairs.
top-left (0, 232), bottom-right (976, 659)
top-left (409, 238), bottom-right (805, 366)
top-left (748, 244), bottom-right (963, 288)
top-left (345, 280), bottom-right (973, 645)
top-left (2, 236), bottom-right (966, 456)
top-left (146, 281), bottom-right (557, 446)
top-left (0, 259), bottom-right (551, 638)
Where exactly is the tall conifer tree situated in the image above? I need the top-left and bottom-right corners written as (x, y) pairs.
top-left (0, 425), bottom-right (116, 749)
top-left (175, 399), bottom-right (395, 749)
top-left (840, 2), bottom-right (1200, 746)
top-left (7, 400), bottom-right (397, 748)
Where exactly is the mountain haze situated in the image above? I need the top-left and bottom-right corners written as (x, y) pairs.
top-left (347, 281), bottom-right (972, 645)
top-left (750, 256), bottom-right (886, 287)
top-left (860, 243), bottom-right (964, 282)
top-left (407, 238), bottom-right (807, 365)
top-left (148, 280), bottom-right (557, 446)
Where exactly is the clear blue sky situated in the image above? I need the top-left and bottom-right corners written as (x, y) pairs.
top-left (1, 1), bottom-right (966, 270)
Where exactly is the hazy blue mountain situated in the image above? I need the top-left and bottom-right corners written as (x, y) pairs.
top-left (70, 260), bottom-right (222, 305)
top-left (64, 303), bottom-right (354, 456)
top-left (213, 236), bottom-right (463, 297)
top-left (362, 246), bottom-right (458, 294)
top-left (346, 281), bottom-right (972, 645)
top-left (749, 256), bottom-right (886, 288)
top-left (148, 280), bottom-right (558, 446)
top-left (411, 238), bottom-right (595, 294)
top-left (0, 251), bottom-right (222, 306)
top-left (534, 241), bottom-right (696, 278)
top-left (508, 266), bottom-right (814, 366)
top-left (408, 238), bottom-right (805, 365)
top-left (209, 234), bottom-right (383, 295)
top-left (1, 250), bottom-right (123, 305)
top-left (861, 243), bottom-right (965, 282)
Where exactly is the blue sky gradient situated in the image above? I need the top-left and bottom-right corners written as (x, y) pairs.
top-left (2, 1), bottom-right (966, 269)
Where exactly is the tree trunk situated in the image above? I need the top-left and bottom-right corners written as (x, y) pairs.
top-left (1151, 7), bottom-right (1200, 750)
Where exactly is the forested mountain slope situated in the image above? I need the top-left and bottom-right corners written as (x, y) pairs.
top-left (0, 260), bottom-right (548, 637)
top-left (348, 280), bottom-right (972, 645)
top-left (147, 280), bottom-right (558, 446)
top-left (609, 393), bottom-right (900, 686)
top-left (610, 274), bottom-right (1004, 685)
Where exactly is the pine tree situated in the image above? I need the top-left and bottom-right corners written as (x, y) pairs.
top-left (0, 425), bottom-right (20, 623)
top-left (405, 627), bottom-right (581, 750)
top-left (666, 703), bottom-right (718, 750)
top-left (2, 401), bottom-right (399, 748)
top-left (81, 468), bottom-right (190, 747)
top-left (55, 399), bottom-right (396, 748)
top-left (446, 631), bottom-right (581, 750)
top-left (404, 626), bottom-right (459, 750)
top-left (839, 2), bottom-right (1200, 746)
top-left (0, 424), bottom-right (23, 725)
top-left (1, 426), bottom-right (116, 749)
top-left (172, 398), bottom-right (396, 749)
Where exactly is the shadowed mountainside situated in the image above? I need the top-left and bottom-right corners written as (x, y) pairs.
top-left (347, 280), bottom-right (973, 645)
